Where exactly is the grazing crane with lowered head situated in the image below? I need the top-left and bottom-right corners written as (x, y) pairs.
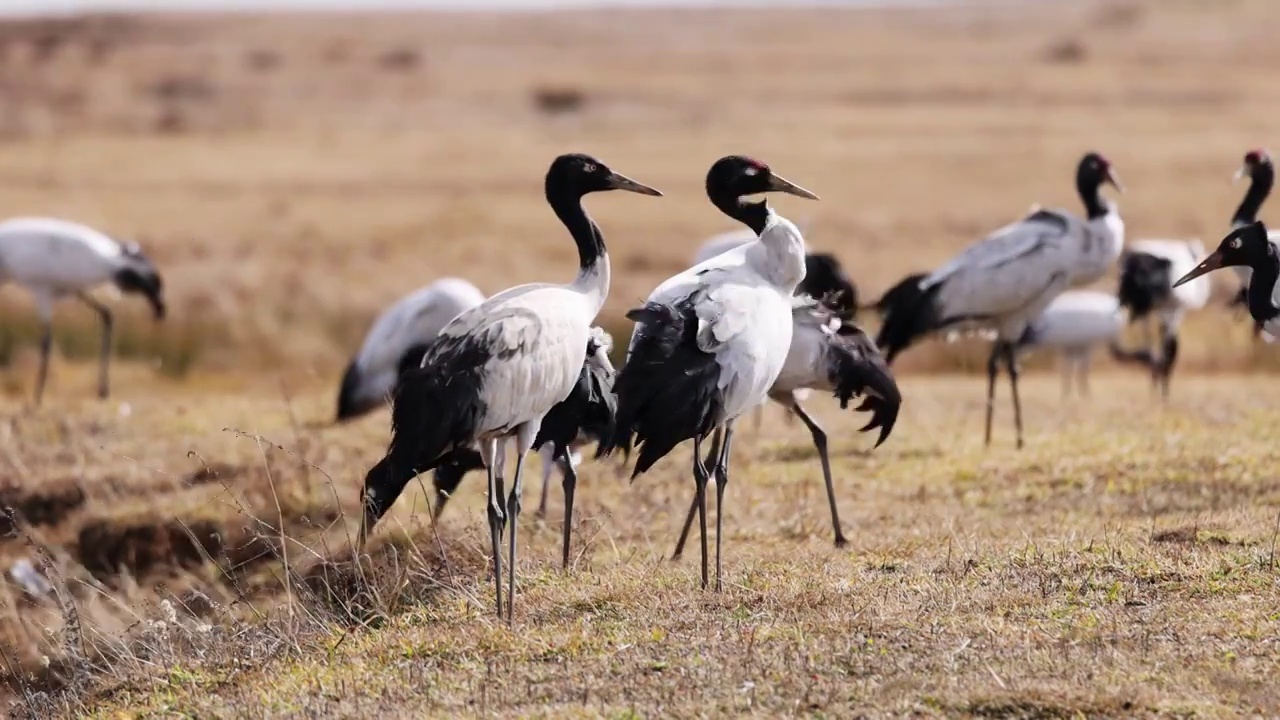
top-left (668, 294), bottom-right (900, 555)
top-left (603, 155), bottom-right (819, 592)
top-left (1175, 221), bottom-right (1280, 339)
top-left (430, 326), bottom-right (617, 571)
top-left (335, 277), bottom-right (485, 421)
top-left (0, 217), bottom-right (165, 405)
top-left (357, 153), bottom-right (661, 623)
top-left (1013, 289), bottom-right (1135, 398)
top-left (875, 152), bottom-right (1125, 448)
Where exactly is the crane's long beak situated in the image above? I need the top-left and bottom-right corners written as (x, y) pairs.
top-left (1172, 251), bottom-right (1223, 288)
top-left (767, 174), bottom-right (820, 200)
top-left (1234, 165), bottom-right (1249, 183)
top-left (1105, 170), bottom-right (1125, 194)
top-left (606, 171), bottom-right (663, 196)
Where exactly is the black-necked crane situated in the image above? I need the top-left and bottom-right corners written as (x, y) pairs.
top-left (1013, 289), bottom-right (1137, 398)
top-left (1114, 239), bottom-right (1209, 397)
top-left (691, 226), bottom-right (859, 435)
top-left (875, 152), bottom-right (1125, 448)
top-left (0, 217), bottom-right (166, 405)
top-left (358, 154), bottom-right (660, 623)
top-left (667, 295), bottom-right (899, 554)
top-left (1175, 221), bottom-right (1280, 339)
top-left (335, 277), bottom-right (485, 421)
top-left (430, 326), bottom-right (617, 570)
top-left (1227, 150), bottom-right (1280, 336)
top-left (603, 155), bottom-right (818, 591)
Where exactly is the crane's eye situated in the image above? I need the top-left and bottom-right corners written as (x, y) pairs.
top-left (582, 162), bottom-right (597, 173)
top-left (742, 166), bottom-right (759, 176)
top-left (1231, 238), bottom-right (1242, 249)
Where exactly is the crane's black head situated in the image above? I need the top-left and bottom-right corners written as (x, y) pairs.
top-left (1239, 148), bottom-right (1273, 181)
top-left (1175, 221), bottom-right (1272, 288)
top-left (545, 153), bottom-right (663, 200)
top-left (114, 242), bottom-right (166, 320)
top-left (1077, 152), bottom-right (1123, 194)
top-left (706, 156), bottom-right (819, 235)
top-left (1231, 149), bottom-right (1274, 226)
top-left (800, 252), bottom-right (857, 321)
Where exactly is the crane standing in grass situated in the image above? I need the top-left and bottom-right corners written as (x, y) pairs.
top-left (0, 217), bottom-right (166, 405)
top-left (605, 155), bottom-right (819, 592)
top-left (668, 295), bottom-right (900, 555)
top-left (875, 153), bottom-right (1125, 448)
top-left (1012, 289), bottom-right (1139, 398)
top-left (430, 326), bottom-right (618, 571)
top-left (357, 153), bottom-right (661, 623)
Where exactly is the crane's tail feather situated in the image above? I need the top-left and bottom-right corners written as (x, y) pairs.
top-left (601, 300), bottom-right (723, 477)
top-left (873, 273), bottom-right (941, 364)
top-left (829, 327), bottom-right (902, 448)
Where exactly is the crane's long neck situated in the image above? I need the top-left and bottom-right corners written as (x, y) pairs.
top-left (754, 212), bottom-right (807, 292)
top-left (550, 192), bottom-right (610, 314)
top-left (1245, 252), bottom-right (1280, 324)
top-left (1233, 166), bottom-right (1274, 226)
top-left (1077, 177), bottom-right (1108, 220)
top-left (711, 193), bottom-right (770, 236)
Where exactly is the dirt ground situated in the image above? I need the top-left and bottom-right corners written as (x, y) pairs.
top-left (0, 0), bottom-right (1277, 716)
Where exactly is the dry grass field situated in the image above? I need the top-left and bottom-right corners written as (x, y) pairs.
top-left (0, 0), bottom-right (1278, 716)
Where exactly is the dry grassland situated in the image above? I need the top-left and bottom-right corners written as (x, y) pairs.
top-left (0, 0), bottom-right (1277, 716)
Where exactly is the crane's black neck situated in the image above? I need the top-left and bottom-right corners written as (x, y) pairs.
top-left (1233, 165), bottom-right (1274, 226)
top-left (547, 187), bottom-right (605, 270)
top-left (710, 190), bottom-right (770, 236)
top-left (1077, 176), bottom-right (1109, 220)
top-left (1245, 251), bottom-right (1280, 324)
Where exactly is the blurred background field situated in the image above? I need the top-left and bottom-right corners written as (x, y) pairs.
top-left (0, 0), bottom-right (1279, 383)
top-left (0, 0), bottom-right (1278, 715)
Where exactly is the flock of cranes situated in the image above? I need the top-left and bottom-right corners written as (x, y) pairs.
top-left (3, 148), bottom-right (1279, 625)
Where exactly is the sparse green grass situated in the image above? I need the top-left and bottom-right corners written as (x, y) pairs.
top-left (3, 372), bottom-right (1276, 717)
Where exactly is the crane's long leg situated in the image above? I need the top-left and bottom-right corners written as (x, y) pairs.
top-left (482, 438), bottom-right (505, 619)
top-left (1143, 317), bottom-right (1160, 394)
top-left (505, 424), bottom-right (537, 626)
top-left (671, 428), bottom-right (721, 561)
top-left (791, 401), bottom-right (848, 548)
top-left (1158, 322), bottom-right (1178, 401)
top-left (33, 320), bottom-right (53, 407)
top-left (1078, 351), bottom-right (1091, 398)
top-left (1003, 342), bottom-right (1025, 449)
top-left (77, 292), bottom-right (113, 399)
top-left (692, 432), bottom-right (712, 590)
top-left (983, 341), bottom-right (1001, 447)
top-left (557, 444), bottom-right (576, 572)
top-left (712, 420), bottom-right (735, 593)
top-left (1059, 353), bottom-right (1073, 400)
top-left (536, 443), bottom-right (555, 520)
